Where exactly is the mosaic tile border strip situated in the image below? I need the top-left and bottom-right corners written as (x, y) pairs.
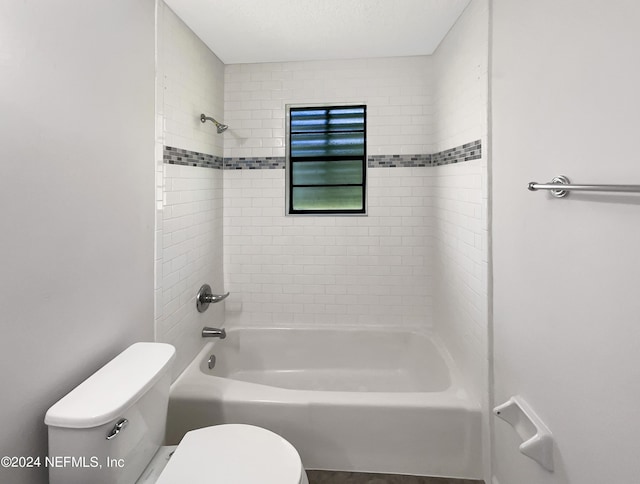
top-left (431, 139), bottom-right (482, 166)
top-left (368, 153), bottom-right (431, 168)
top-left (223, 157), bottom-right (285, 170)
top-left (164, 140), bottom-right (482, 171)
top-left (368, 140), bottom-right (482, 168)
top-left (163, 146), bottom-right (222, 169)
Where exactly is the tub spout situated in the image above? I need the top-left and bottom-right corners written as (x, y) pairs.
top-left (202, 327), bottom-right (226, 339)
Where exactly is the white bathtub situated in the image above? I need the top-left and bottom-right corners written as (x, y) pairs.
top-left (166, 328), bottom-right (481, 479)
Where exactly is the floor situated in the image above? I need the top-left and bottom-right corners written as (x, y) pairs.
top-left (306, 471), bottom-right (484, 484)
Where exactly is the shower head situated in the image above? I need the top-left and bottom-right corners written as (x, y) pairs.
top-left (200, 113), bottom-right (228, 133)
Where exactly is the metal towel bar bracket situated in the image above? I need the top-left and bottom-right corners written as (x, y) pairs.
top-left (528, 175), bottom-right (640, 198)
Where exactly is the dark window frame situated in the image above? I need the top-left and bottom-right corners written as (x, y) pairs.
top-left (287, 104), bottom-right (367, 215)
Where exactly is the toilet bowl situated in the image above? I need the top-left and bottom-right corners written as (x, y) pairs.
top-left (44, 342), bottom-right (308, 484)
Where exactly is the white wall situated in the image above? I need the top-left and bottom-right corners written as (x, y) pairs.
top-left (492, 0), bottom-right (640, 483)
top-left (223, 58), bottom-right (435, 328)
top-left (155, 3), bottom-right (226, 378)
top-left (0, 1), bottom-right (155, 483)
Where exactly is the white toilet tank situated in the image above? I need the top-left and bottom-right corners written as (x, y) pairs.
top-left (45, 342), bottom-right (175, 484)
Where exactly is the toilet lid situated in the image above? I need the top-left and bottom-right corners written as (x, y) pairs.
top-left (156, 424), bottom-right (303, 484)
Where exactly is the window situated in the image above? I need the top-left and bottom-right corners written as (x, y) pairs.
top-left (287, 105), bottom-right (366, 214)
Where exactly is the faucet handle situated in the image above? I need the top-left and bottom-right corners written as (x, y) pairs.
top-left (196, 284), bottom-right (230, 313)
top-left (202, 292), bottom-right (230, 304)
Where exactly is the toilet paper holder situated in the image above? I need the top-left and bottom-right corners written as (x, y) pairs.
top-left (493, 395), bottom-right (554, 472)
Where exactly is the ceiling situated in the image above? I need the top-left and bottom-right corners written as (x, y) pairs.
top-left (163, 0), bottom-right (472, 64)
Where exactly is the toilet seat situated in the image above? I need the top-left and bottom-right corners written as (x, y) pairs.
top-left (155, 424), bottom-right (305, 484)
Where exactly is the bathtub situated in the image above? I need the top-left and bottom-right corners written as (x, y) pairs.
top-left (166, 328), bottom-right (481, 479)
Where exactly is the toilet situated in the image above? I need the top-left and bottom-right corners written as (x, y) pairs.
top-left (44, 342), bottom-right (308, 484)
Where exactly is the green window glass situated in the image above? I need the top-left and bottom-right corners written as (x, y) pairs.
top-left (288, 105), bottom-right (366, 214)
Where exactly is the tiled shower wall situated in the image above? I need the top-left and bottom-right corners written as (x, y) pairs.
top-left (155, 2), bottom-right (489, 407)
top-left (222, 58), bottom-right (436, 328)
top-left (224, 167), bottom-right (435, 327)
top-left (431, 0), bottom-right (490, 480)
top-left (155, 3), bottom-right (225, 378)
top-left (224, 57), bottom-right (434, 158)
top-left (432, 0), bottom-right (489, 405)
